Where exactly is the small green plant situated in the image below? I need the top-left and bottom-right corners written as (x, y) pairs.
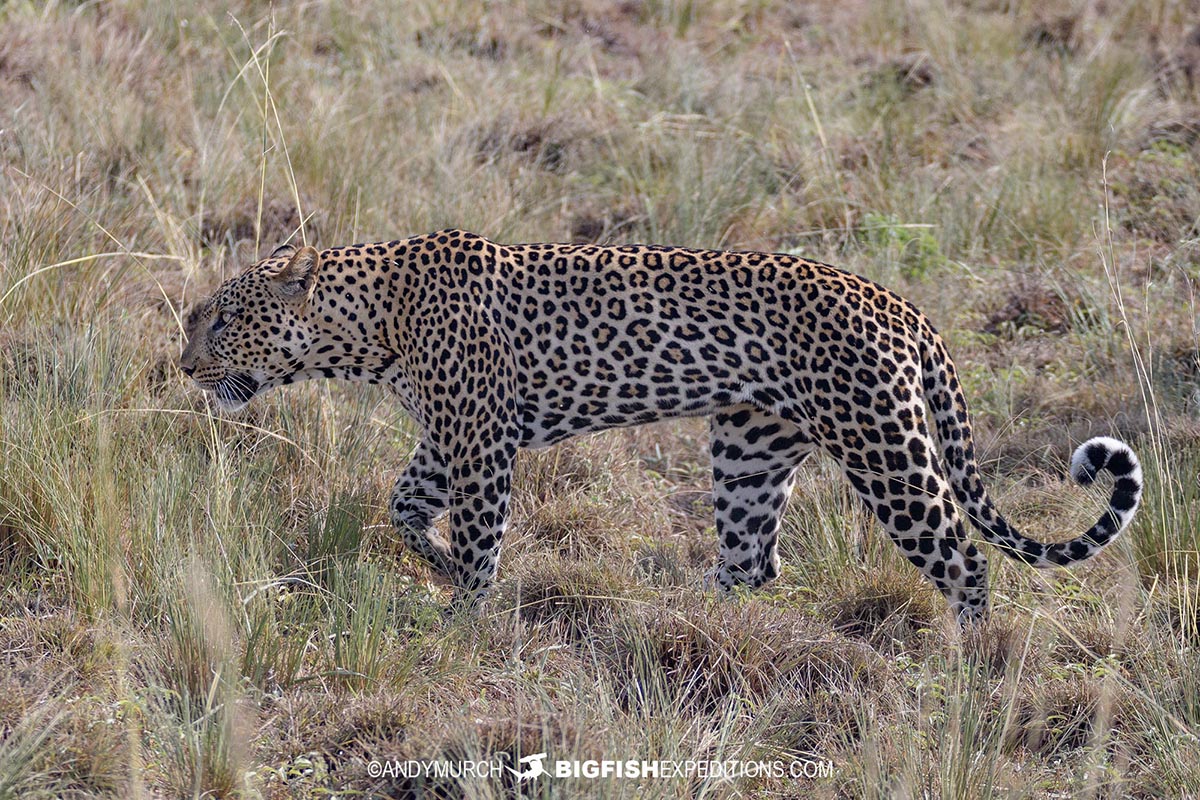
top-left (859, 212), bottom-right (947, 279)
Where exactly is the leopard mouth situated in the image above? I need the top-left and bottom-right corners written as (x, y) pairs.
top-left (212, 372), bottom-right (261, 411)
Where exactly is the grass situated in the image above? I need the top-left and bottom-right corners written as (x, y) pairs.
top-left (1, 0), bottom-right (1199, 796)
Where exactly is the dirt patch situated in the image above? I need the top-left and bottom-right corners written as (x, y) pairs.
top-left (864, 53), bottom-right (937, 94)
top-left (0, 24), bottom-right (37, 92)
top-left (415, 24), bottom-right (508, 61)
top-left (1024, 14), bottom-right (1081, 53)
top-left (568, 203), bottom-right (643, 243)
top-left (982, 278), bottom-right (1082, 338)
top-left (1143, 112), bottom-right (1200, 150)
top-left (666, 488), bottom-right (713, 519)
top-left (533, 1), bottom-right (663, 65)
top-left (1155, 24), bottom-right (1200, 96)
top-left (200, 199), bottom-right (321, 252)
top-left (472, 116), bottom-right (577, 173)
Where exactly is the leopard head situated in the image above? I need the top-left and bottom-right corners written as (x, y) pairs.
top-left (180, 244), bottom-right (321, 411)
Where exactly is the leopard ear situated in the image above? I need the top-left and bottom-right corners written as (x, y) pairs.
top-left (269, 246), bottom-right (320, 303)
top-left (269, 242), bottom-right (297, 259)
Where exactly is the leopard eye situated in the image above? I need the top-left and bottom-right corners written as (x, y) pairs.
top-left (212, 309), bottom-right (237, 333)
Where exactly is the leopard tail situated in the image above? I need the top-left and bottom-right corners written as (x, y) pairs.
top-left (919, 331), bottom-right (1142, 567)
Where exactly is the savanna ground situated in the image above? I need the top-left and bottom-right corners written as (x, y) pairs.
top-left (1, 0), bottom-right (1199, 797)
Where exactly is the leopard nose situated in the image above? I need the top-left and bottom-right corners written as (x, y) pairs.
top-left (180, 362), bottom-right (195, 377)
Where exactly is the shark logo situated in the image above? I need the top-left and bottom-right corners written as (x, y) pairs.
top-left (506, 753), bottom-right (548, 782)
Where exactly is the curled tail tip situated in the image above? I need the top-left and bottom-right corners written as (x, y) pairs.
top-left (1067, 436), bottom-right (1143, 544)
top-left (978, 436), bottom-right (1144, 571)
top-left (1069, 436), bottom-right (1142, 487)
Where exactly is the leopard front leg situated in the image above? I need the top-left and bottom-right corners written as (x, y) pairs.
top-left (408, 296), bottom-right (521, 612)
top-left (389, 437), bottom-right (452, 576)
top-left (445, 434), bottom-right (519, 612)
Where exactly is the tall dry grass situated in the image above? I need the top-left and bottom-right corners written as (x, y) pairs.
top-left (1, 0), bottom-right (1198, 797)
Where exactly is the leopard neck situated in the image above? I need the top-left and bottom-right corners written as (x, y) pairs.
top-left (300, 264), bottom-right (399, 384)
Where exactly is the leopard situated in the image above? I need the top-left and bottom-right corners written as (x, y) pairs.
top-left (180, 229), bottom-right (1143, 622)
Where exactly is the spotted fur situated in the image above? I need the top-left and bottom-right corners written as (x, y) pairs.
top-left (180, 230), bottom-right (1143, 621)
